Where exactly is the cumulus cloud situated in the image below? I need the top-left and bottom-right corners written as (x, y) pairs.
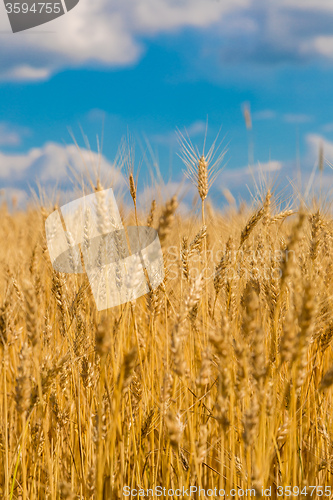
top-left (0, 0), bottom-right (248, 81)
top-left (0, 140), bottom-right (196, 210)
top-left (306, 133), bottom-right (333, 165)
top-left (311, 36), bottom-right (333, 59)
top-left (216, 141), bottom-right (333, 204)
top-left (2, 0), bottom-right (333, 81)
top-left (221, 160), bottom-right (282, 190)
top-left (208, 1), bottom-right (333, 68)
top-left (0, 142), bottom-right (126, 194)
top-left (3, 134), bottom-right (333, 209)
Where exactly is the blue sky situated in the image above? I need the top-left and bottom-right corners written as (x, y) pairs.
top-left (1, 0), bottom-right (333, 208)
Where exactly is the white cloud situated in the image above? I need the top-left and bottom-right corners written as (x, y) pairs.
top-left (283, 114), bottom-right (313, 124)
top-left (214, 160), bottom-right (287, 205)
top-left (0, 188), bottom-right (28, 208)
top-left (3, 0), bottom-right (333, 81)
top-left (219, 152), bottom-right (333, 206)
top-left (322, 123), bottom-right (333, 132)
top-left (0, 0), bottom-right (249, 81)
top-left (1, 65), bottom-right (51, 81)
top-left (218, 151), bottom-right (333, 205)
top-left (311, 36), bottom-right (333, 59)
top-left (3, 135), bottom-right (333, 209)
top-left (0, 139), bottom-right (195, 210)
top-left (0, 148), bottom-right (40, 178)
top-left (306, 133), bottom-right (333, 164)
top-left (138, 180), bottom-right (194, 215)
top-left (222, 160), bottom-right (282, 185)
top-left (0, 142), bottom-right (126, 190)
top-left (280, 0), bottom-right (333, 11)
top-left (211, 2), bottom-right (333, 67)
top-left (127, 0), bottom-right (249, 32)
top-left (253, 110), bottom-right (276, 121)
top-left (185, 121), bottom-right (207, 137)
top-left (151, 120), bottom-right (207, 146)
top-left (287, 133), bottom-right (333, 197)
top-left (0, 122), bottom-right (27, 146)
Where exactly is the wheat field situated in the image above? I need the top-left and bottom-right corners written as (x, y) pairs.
top-left (1, 141), bottom-right (333, 499)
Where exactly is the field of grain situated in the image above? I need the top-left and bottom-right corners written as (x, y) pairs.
top-left (1, 142), bottom-right (333, 499)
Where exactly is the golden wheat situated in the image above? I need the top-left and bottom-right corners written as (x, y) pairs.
top-left (2, 161), bottom-right (333, 499)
